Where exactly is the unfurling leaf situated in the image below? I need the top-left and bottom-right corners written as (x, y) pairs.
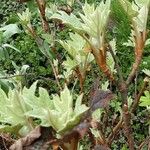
top-left (51, 0), bottom-right (111, 50)
top-left (50, 11), bottom-right (83, 32)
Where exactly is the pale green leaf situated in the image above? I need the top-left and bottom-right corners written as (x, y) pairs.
top-left (143, 69), bottom-right (150, 77)
top-left (25, 84), bottom-right (89, 135)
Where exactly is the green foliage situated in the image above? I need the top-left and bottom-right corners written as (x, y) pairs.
top-left (140, 91), bottom-right (150, 107)
top-left (0, 0), bottom-right (25, 25)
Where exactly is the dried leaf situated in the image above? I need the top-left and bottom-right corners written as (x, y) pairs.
top-left (23, 127), bottom-right (55, 150)
top-left (9, 126), bottom-right (41, 150)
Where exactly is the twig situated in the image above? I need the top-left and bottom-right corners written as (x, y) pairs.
top-left (131, 79), bottom-right (148, 113)
top-left (108, 44), bottom-right (124, 83)
top-left (126, 55), bottom-right (143, 86)
top-left (38, 76), bottom-right (57, 83)
top-left (107, 117), bottom-right (123, 146)
top-left (0, 134), bottom-right (8, 150)
top-left (75, 67), bottom-right (85, 93)
top-left (138, 136), bottom-right (150, 150)
top-left (98, 122), bottom-right (107, 145)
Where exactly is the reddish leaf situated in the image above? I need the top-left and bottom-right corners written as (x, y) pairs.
top-left (89, 79), bottom-right (114, 111)
top-left (90, 89), bottom-right (114, 111)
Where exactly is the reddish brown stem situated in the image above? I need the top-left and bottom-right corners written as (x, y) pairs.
top-left (123, 105), bottom-right (135, 150)
top-left (126, 32), bottom-right (146, 86)
top-left (93, 49), bottom-right (114, 81)
top-left (126, 55), bottom-right (143, 86)
top-left (118, 81), bottom-right (135, 150)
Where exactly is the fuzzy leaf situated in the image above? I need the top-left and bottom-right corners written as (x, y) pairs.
top-left (80, 0), bottom-right (111, 38)
top-left (79, 0), bottom-right (111, 49)
top-left (25, 84), bottom-right (89, 135)
top-left (51, 1), bottom-right (111, 50)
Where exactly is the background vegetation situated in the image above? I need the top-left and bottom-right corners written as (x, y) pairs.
top-left (0, 0), bottom-right (150, 149)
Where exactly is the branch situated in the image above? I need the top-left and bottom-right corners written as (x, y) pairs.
top-left (123, 105), bottom-right (135, 150)
top-left (48, 59), bottom-right (62, 91)
top-left (108, 44), bottom-right (135, 149)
